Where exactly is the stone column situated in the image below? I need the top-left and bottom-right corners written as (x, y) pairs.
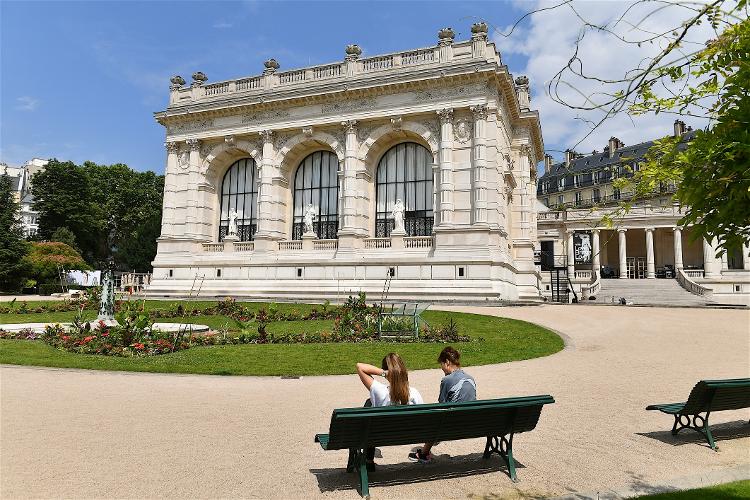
top-left (703, 237), bottom-right (717, 278)
top-left (592, 229), bottom-right (601, 274)
top-left (618, 228), bottom-right (628, 279)
top-left (743, 242), bottom-right (750, 270)
top-left (567, 230), bottom-right (575, 278)
top-left (470, 104), bottom-right (488, 225)
top-left (253, 130), bottom-right (277, 251)
top-left (185, 138), bottom-right (202, 239)
top-left (645, 227), bottom-right (656, 279)
top-left (160, 141), bottom-right (179, 237)
top-left (672, 227), bottom-right (684, 270)
top-left (437, 108), bottom-right (454, 226)
top-left (340, 120), bottom-right (357, 232)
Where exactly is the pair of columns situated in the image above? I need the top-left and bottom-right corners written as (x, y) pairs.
top-left (566, 229), bottom-right (603, 278)
top-left (616, 227), bottom-right (658, 279)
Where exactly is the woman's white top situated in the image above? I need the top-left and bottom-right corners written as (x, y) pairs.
top-left (369, 379), bottom-right (424, 407)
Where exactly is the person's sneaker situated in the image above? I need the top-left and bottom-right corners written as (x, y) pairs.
top-left (407, 449), bottom-right (434, 463)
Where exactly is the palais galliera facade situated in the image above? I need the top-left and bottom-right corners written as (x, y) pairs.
top-left (148, 24), bottom-right (545, 302)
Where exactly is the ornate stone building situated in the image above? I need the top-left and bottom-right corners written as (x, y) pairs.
top-left (147, 24), bottom-right (544, 302)
top-left (536, 121), bottom-right (750, 306)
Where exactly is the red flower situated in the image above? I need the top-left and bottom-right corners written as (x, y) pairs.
top-left (133, 343), bottom-right (145, 350)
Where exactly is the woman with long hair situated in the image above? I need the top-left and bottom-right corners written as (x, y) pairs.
top-left (356, 353), bottom-right (423, 469)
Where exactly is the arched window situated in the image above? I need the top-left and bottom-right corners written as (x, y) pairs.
top-left (218, 158), bottom-right (258, 241)
top-left (375, 142), bottom-right (433, 237)
top-left (292, 150), bottom-right (339, 240)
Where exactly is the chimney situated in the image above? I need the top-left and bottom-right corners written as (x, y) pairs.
top-left (673, 120), bottom-right (686, 137)
top-left (544, 154), bottom-right (553, 172)
top-left (564, 149), bottom-right (575, 166)
top-left (608, 137), bottom-right (623, 158)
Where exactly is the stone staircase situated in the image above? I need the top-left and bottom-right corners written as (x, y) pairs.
top-left (594, 278), bottom-right (714, 307)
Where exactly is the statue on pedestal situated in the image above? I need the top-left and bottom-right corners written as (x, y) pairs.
top-left (228, 208), bottom-right (238, 236)
top-left (98, 264), bottom-right (115, 322)
top-left (303, 204), bottom-right (317, 235)
top-left (391, 199), bottom-right (406, 234)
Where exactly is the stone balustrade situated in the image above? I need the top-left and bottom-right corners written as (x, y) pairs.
top-left (312, 239), bottom-right (338, 250)
top-left (168, 41), bottom-right (486, 105)
top-left (677, 268), bottom-right (712, 296)
top-left (404, 236), bottom-right (433, 249)
top-left (279, 240), bottom-right (302, 251)
top-left (234, 242), bottom-right (255, 252)
top-left (684, 269), bottom-right (705, 279)
top-left (202, 243), bottom-right (224, 252)
top-left (364, 238), bottom-right (392, 249)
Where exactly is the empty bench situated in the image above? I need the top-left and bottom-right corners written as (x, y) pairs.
top-left (646, 378), bottom-right (750, 450)
top-left (315, 395), bottom-right (554, 498)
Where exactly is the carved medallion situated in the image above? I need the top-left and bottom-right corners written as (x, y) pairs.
top-left (453, 118), bottom-right (472, 144)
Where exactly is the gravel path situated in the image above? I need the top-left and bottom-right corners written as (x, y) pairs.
top-left (2, 305), bottom-right (749, 499)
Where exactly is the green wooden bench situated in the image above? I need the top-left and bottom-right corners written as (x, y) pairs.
top-left (315, 395), bottom-right (554, 498)
top-left (646, 378), bottom-right (750, 450)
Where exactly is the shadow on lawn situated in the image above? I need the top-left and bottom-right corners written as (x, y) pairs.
top-left (637, 419), bottom-right (750, 449)
top-left (310, 452), bottom-right (524, 493)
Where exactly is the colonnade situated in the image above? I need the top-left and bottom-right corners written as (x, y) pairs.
top-left (565, 226), bottom-right (750, 279)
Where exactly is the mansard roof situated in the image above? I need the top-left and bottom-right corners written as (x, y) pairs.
top-left (540, 130), bottom-right (697, 178)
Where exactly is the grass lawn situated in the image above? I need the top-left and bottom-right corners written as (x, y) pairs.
top-left (0, 301), bottom-right (564, 376)
top-left (637, 480), bottom-right (750, 499)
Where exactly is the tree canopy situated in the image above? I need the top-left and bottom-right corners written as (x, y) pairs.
top-left (0, 174), bottom-right (30, 291)
top-left (32, 160), bottom-right (164, 271)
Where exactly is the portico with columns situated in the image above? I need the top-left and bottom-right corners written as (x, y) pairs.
top-left (537, 203), bottom-right (750, 305)
top-left (149, 25), bottom-right (545, 302)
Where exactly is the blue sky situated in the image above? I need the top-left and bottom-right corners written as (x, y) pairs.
top-left (1, 1), bottom-right (531, 173)
top-left (2, 1), bottom-right (708, 174)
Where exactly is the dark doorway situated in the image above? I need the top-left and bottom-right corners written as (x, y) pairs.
top-left (540, 241), bottom-right (555, 271)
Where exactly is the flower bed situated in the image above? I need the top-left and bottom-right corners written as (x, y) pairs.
top-left (0, 294), bottom-right (470, 357)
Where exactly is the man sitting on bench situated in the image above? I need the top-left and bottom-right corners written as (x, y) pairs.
top-left (408, 346), bottom-right (477, 463)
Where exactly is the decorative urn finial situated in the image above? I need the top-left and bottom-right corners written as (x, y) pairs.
top-left (170, 75), bottom-right (186, 90)
top-left (191, 71), bottom-right (207, 87)
top-left (438, 27), bottom-right (455, 45)
top-left (263, 58), bottom-right (280, 74)
top-left (471, 21), bottom-right (489, 38)
top-left (345, 44), bottom-right (362, 61)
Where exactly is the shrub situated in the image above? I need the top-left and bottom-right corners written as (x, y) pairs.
top-left (38, 283), bottom-right (67, 296)
top-left (23, 241), bottom-right (90, 284)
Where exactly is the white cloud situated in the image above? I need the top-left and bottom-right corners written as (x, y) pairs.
top-left (16, 96), bottom-right (40, 111)
top-left (212, 21), bottom-right (233, 29)
top-left (493, 1), bottom-right (715, 164)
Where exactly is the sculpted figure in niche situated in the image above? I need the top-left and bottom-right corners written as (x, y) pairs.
top-left (392, 199), bottom-right (406, 234)
top-left (228, 208), bottom-right (239, 236)
top-left (303, 204), bottom-right (317, 235)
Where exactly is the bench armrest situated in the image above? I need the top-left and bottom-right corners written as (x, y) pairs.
top-left (646, 402), bottom-right (686, 414)
top-left (315, 433), bottom-right (330, 450)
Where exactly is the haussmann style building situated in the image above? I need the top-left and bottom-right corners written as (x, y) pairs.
top-left (147, 24), bottom-right (545, 302)
top-left (536, 121), bottom-right (750, 306)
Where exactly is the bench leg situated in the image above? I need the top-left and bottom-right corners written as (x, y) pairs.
top-left (356, 449), bottom-right (370, 499)
top-left (483, 434), bottom-right (518, 482)
top-left (695, 413), bottom-right (717, 451)
top-left (671, 413), bottom-right (717, 451)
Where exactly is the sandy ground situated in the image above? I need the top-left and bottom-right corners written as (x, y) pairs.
top-left (1, 304), bottom-right (749, 499)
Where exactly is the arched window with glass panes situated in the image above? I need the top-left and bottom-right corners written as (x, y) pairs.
top-left (375, 142), bottom-right (434, 237)
top-left (292, 151), bottom-right (339, 240)
top-left (218, 158), bottom-right (258, 241)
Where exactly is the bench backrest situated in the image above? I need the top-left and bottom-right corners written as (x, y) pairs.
top-left (323, 395), bottom-right (554, 451)
top-left (682, 378), bottom-right (750, 414)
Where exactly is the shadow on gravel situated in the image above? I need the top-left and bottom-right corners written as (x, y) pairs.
top-left (637, 419), bottom-right (750, 449)
top-left (310, 452), bottom-right (524, 493)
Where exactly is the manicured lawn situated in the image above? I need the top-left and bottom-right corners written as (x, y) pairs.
top-left (637, 480), bottom-right (750, 499)
top-left (0, 302), bottom-right (564, 376)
